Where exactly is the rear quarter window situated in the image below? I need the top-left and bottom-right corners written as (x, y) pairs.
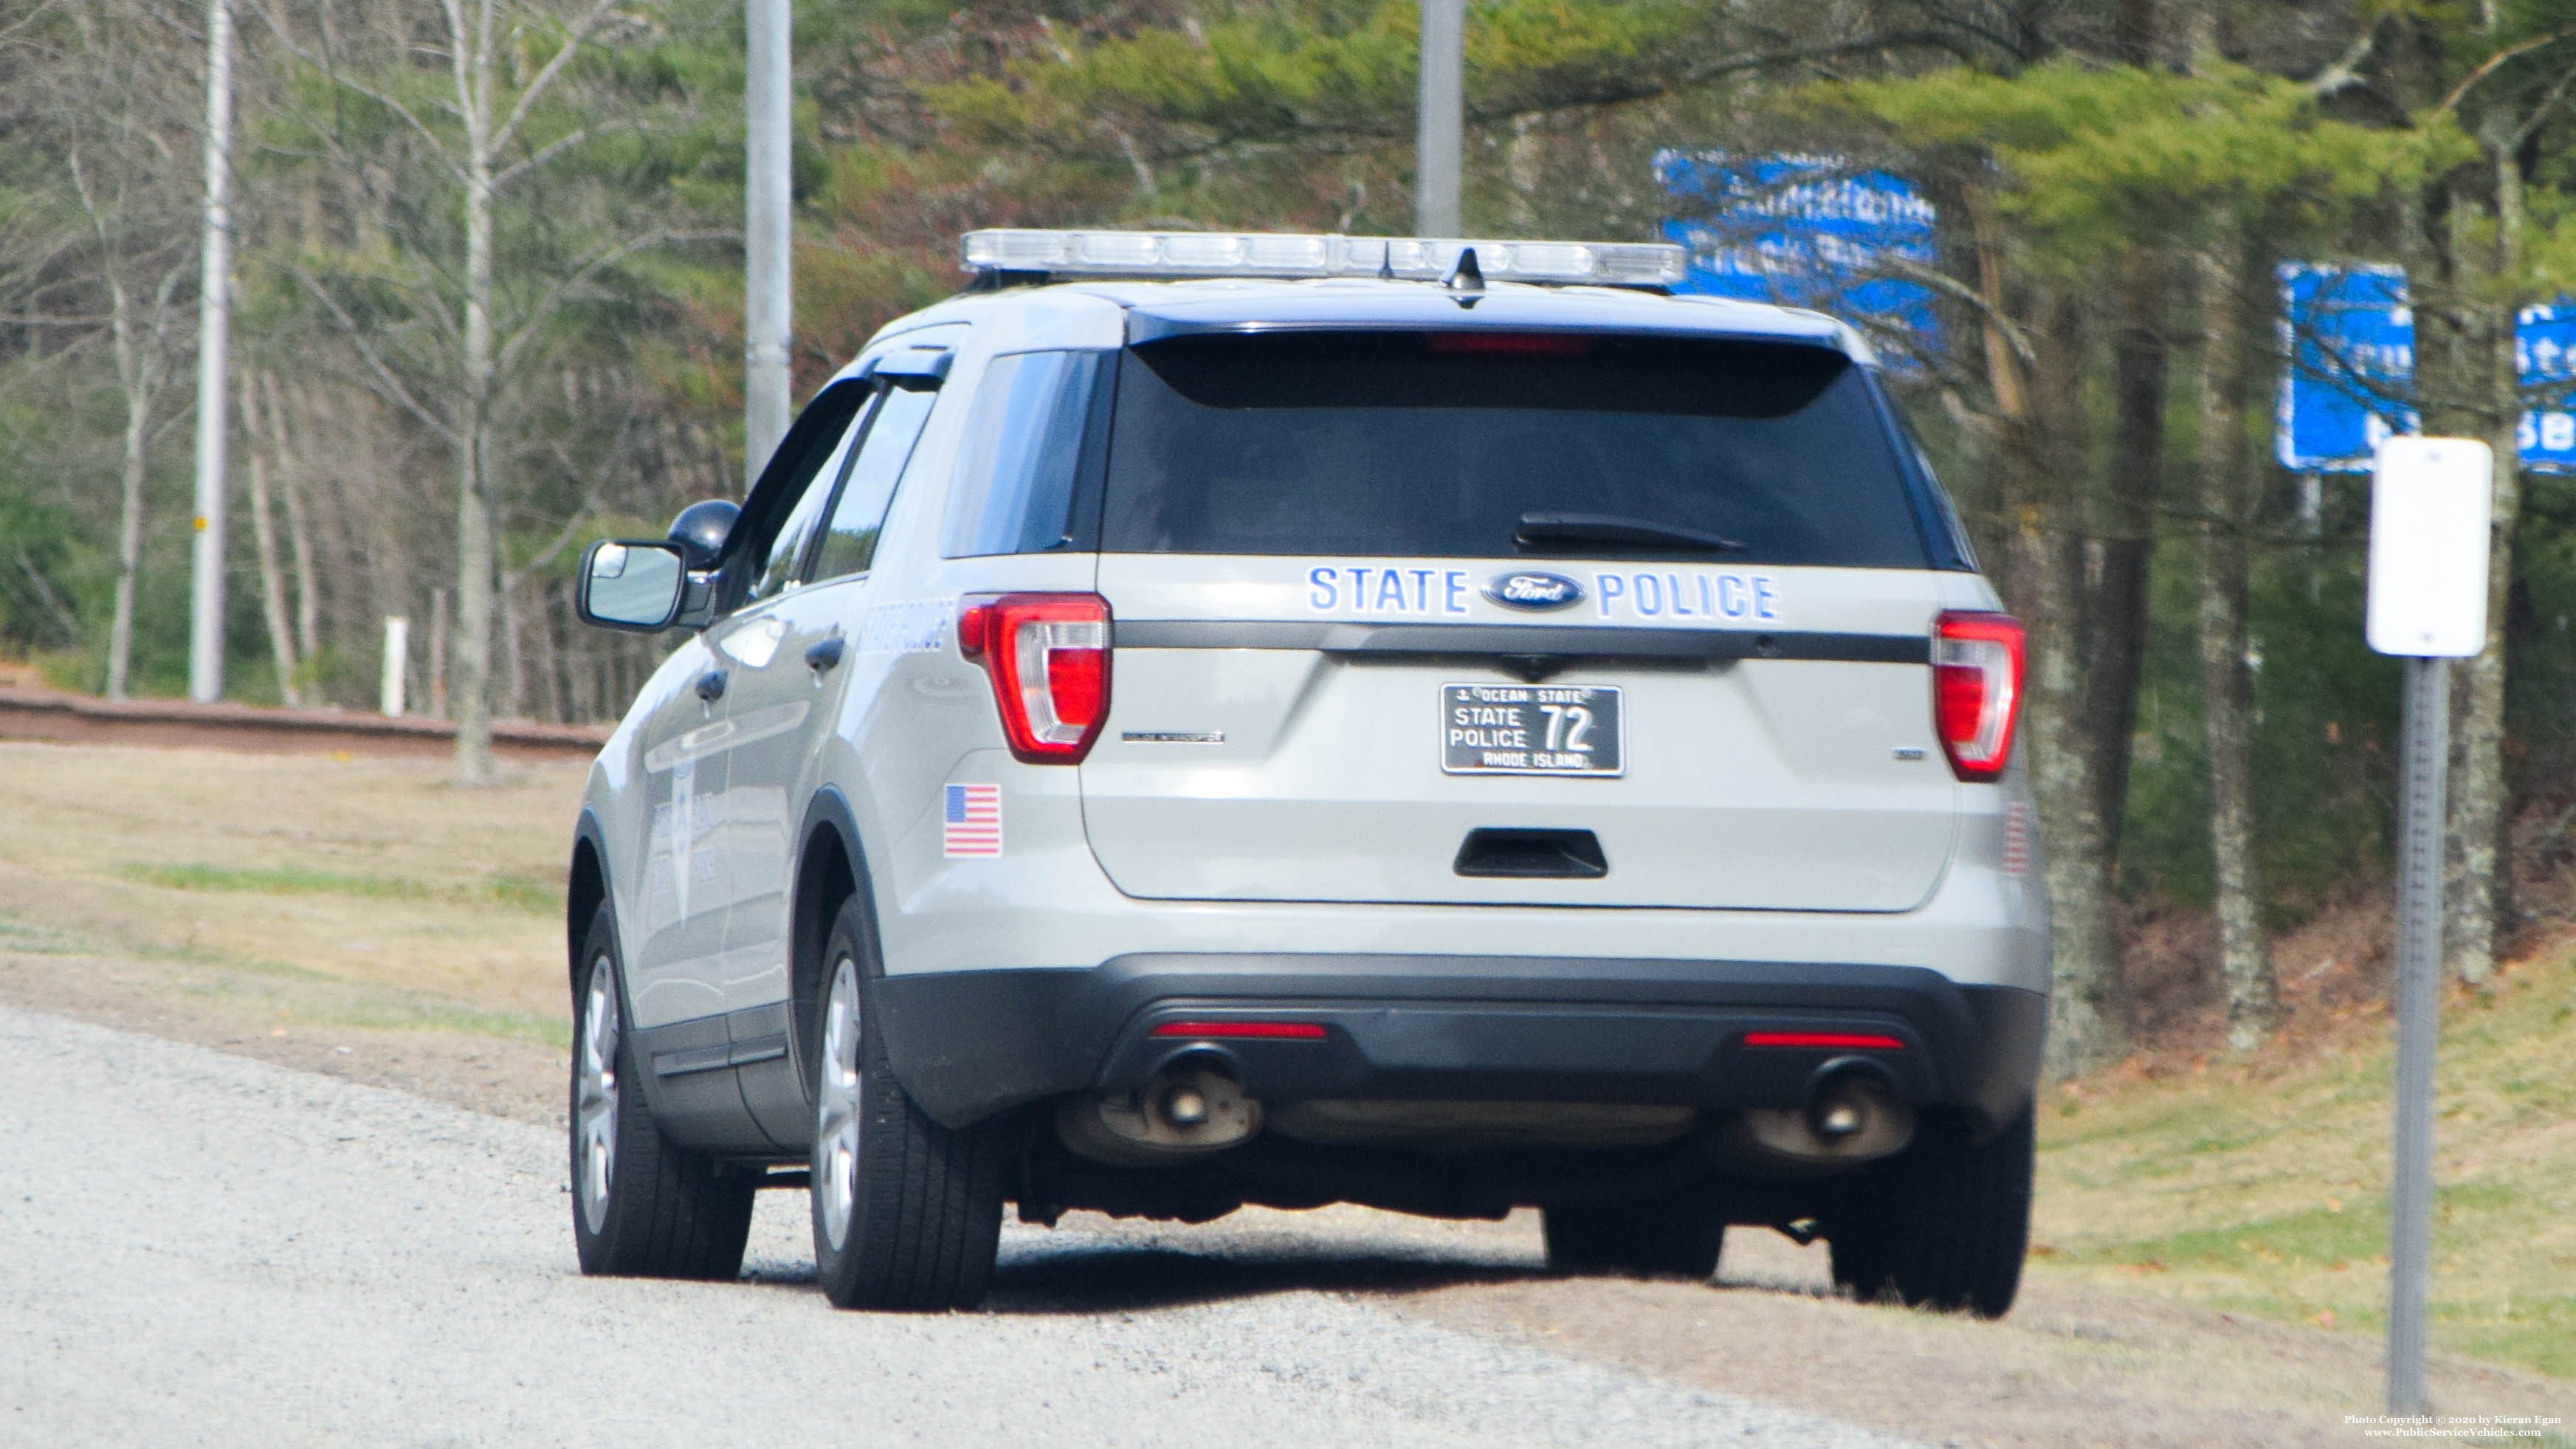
top-left (942, 350), bottom-right (1111, 558)
top-left (1099, 331), bottom-right (1931, 568)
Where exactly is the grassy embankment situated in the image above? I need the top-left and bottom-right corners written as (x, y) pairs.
top-left (2030, 943), bottom-right (2576, 1380)
top-left (0, 736), bottom-right (2565, 1383)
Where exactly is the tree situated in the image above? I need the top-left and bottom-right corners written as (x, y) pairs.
top-left (2333, 3), bottom-right (2576, 984)
top-left (258, 0), bottom-right (688, 779)
top-left (8, 5), bottom-right (206, 699)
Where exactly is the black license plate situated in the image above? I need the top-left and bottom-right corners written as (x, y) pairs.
top-left (1440, 683), bottom-right (1624, 777)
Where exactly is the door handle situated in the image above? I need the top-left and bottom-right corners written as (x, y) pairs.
top-left (804, 637), bottom-right (846, 672)
top-left (695, 670), bottom-right (728, 703)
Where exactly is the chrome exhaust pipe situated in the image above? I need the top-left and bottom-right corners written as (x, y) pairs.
top-left (1722, 1067), bottom-right (1915, 1174)
top-left (1056, 1063), bottom-right (1261, 1166)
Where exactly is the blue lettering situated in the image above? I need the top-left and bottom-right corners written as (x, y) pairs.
top-left (1410, 568), bottom-right (1435, 613)
top-left (1668, 573), bottom-right (1695, 616)
top-left (1717, 576), bottom-right (1749, 619)
top-left (1595, 574), bottom-right (1625, 617)
top-left (1308, 566), bottom-right (1337, 610)
top-left (1444, 570), bottom-right (1469, 615)
top-left (1347, 567), bottom-right (1373, 610)
top-left (1698, 574), bottom-right (1715, 617)
top-left (1376, 570), bottom-right (1409, 610)
top-left (1635, 573), bottom-right (1664, 616)
top-left (1754, 576), bottom-right (1780, 621)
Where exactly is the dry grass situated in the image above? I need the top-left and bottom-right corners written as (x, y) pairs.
top-left (0, 738), bottom-right (583, 1033)
top-left (2031, 937), bottom-right (2576, 1380)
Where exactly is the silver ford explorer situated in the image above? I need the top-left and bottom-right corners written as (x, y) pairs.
top-left (562, 229), bottom-right (2050, 1317)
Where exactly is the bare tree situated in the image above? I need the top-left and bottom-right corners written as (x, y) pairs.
top-left (258, 0), bottom-right (662, 779)
top-left (46, 10), bottom-right (204, 701)
top-left (236, 376), bottom-right (298, 703)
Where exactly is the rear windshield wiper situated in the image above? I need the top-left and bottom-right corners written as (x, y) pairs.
top-left (1515, 512), bottom-right (1746, 554)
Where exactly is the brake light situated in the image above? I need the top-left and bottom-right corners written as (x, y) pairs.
top-left (1148, 1021), bottom-right (1328, 1040)
top-left (957, 593), bottom-right (1111, 763)
top-left (1426, 331), bottom-right (1591, 356)
top-left (1742, 1030), bottom-right (1908, 1050)
top-left (1932, 610), bottom-right (2025, 782)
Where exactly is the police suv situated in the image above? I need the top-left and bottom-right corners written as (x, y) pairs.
top-left (565, 229), bottom-right (2048, 1316)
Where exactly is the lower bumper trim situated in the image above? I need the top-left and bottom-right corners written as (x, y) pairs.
top-left (874, 953), bottom-right (2043, 1137)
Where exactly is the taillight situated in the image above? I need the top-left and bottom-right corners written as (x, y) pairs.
top-left (1932, 610), bottom-right (2024, 782)
top-left (957, 593), bottom-right (1111, 763)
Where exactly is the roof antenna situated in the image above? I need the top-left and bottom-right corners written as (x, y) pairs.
top-left (1377, 242), bottom-right (1396, 281)
top-left (1442, 246), bottom-right (1484, 306)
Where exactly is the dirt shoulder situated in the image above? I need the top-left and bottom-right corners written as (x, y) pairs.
top-left (0, 944), bottom-right (565, 1128)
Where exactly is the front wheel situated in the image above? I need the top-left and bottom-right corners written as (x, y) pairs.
top-left (1828, 1109), bottom-right (2033, 1318)
top-left (809, 895), bottom-right (1005, 1311)
top-left (568, 906), bottom-right (754, 1278)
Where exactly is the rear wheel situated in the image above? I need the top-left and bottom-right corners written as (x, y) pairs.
top-left (809, 895), bottom-right (1006, 1311)
top-left (569, 907), bottom-right (755, 1278)
top-left (1828, 1109), bottom-right (2032, 1318)
top-left (1542, 1199), bottom-right (1724, 1281)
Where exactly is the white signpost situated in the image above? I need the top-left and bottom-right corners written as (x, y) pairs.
top-left (2365, 436), bottom-right (2493, 1416)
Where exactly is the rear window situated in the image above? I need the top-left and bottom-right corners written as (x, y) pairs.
top-left (1099, 331), bottom-right (1930, 567)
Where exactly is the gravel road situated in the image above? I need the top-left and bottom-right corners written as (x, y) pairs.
top-left (0, 1004), bottom-right (1918, 1449)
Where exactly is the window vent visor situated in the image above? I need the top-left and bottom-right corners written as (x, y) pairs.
top-left (1932, 610), bottom-right (2025, 782)
top-left (958, 593), bottom-right (1112, 763)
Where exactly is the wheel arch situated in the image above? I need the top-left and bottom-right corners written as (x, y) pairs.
top-left (791, 787), bottom-right (867, 1074)
top-left (568, 808), bottom-right (611, 1005)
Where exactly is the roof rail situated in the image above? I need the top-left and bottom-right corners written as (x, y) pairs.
top-left (959, 229), bottom-right (1687, 289)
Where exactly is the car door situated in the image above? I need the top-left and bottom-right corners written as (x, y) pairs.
top-left (622, 635), bottom-right (733, 1030)
top-left (633, 381), bottom-right (877, 1042)
top-left (714, 351), bottom-right (950, 1141)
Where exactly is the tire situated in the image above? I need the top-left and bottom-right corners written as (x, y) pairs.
top-left (1828, 1108), bottom-right (2033, 1318)
top-left (569, 906), bottom-right (756, 1279)
top-left (1542, 1200), bottom-right (1725, 1281)
top-left (809, 894), bottom-right (1005, 1311)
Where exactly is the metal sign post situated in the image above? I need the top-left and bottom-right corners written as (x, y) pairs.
top-left (2365, 436), bottom-right (2494, 1415)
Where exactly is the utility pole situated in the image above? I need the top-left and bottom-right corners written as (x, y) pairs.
top-left (1414, 0), bottom-right (1462, 236)
top-left (187, 0), bottom-right (235, 703)
top-left (743, 0), bottom-right (792, 486)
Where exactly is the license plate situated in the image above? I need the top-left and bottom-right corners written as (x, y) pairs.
top-left (1441, 683), bottom-right (1624, 777)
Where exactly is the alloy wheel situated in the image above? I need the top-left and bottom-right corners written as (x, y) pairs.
top-left (575, 954), bottom-right (621, 1235)
top-left (814, 955), bottom-right (864, 1253)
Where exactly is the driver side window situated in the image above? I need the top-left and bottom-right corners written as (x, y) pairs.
top-left (741, 382), bottom-right (878, 605)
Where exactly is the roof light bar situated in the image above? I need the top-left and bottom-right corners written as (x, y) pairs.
top-left (960, 229), bottom-right (1687, 287)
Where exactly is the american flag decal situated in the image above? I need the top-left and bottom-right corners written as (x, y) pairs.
top-left (943, 783), bottom-right (1002, 858)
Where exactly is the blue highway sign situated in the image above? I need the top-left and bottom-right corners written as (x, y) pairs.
top-left (1657, 152), bottom-right (1941, 365)
top-left (2279, 262), bottom-right (2576, 473)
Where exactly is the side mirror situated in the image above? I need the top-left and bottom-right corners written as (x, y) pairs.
top-left (575, 540), bottom-right (686, 632)
top-left (667, 498), bottom-right (740, 571)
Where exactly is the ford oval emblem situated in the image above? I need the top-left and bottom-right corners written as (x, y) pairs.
top-left (1484, 571), bottom-right (1585, 612)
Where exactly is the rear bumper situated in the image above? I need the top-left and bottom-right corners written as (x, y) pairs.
top-left (877, 953), bottom-right (2044, 1138)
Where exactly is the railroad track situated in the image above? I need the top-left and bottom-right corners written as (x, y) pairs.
top-left (0, 684), bottom-right (607, 761)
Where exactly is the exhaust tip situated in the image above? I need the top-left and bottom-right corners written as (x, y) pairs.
top-left (1726, 1068), bottom-right (1915, 1172)
top-left (1056, 1064), bottom-right (1261, 1166)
